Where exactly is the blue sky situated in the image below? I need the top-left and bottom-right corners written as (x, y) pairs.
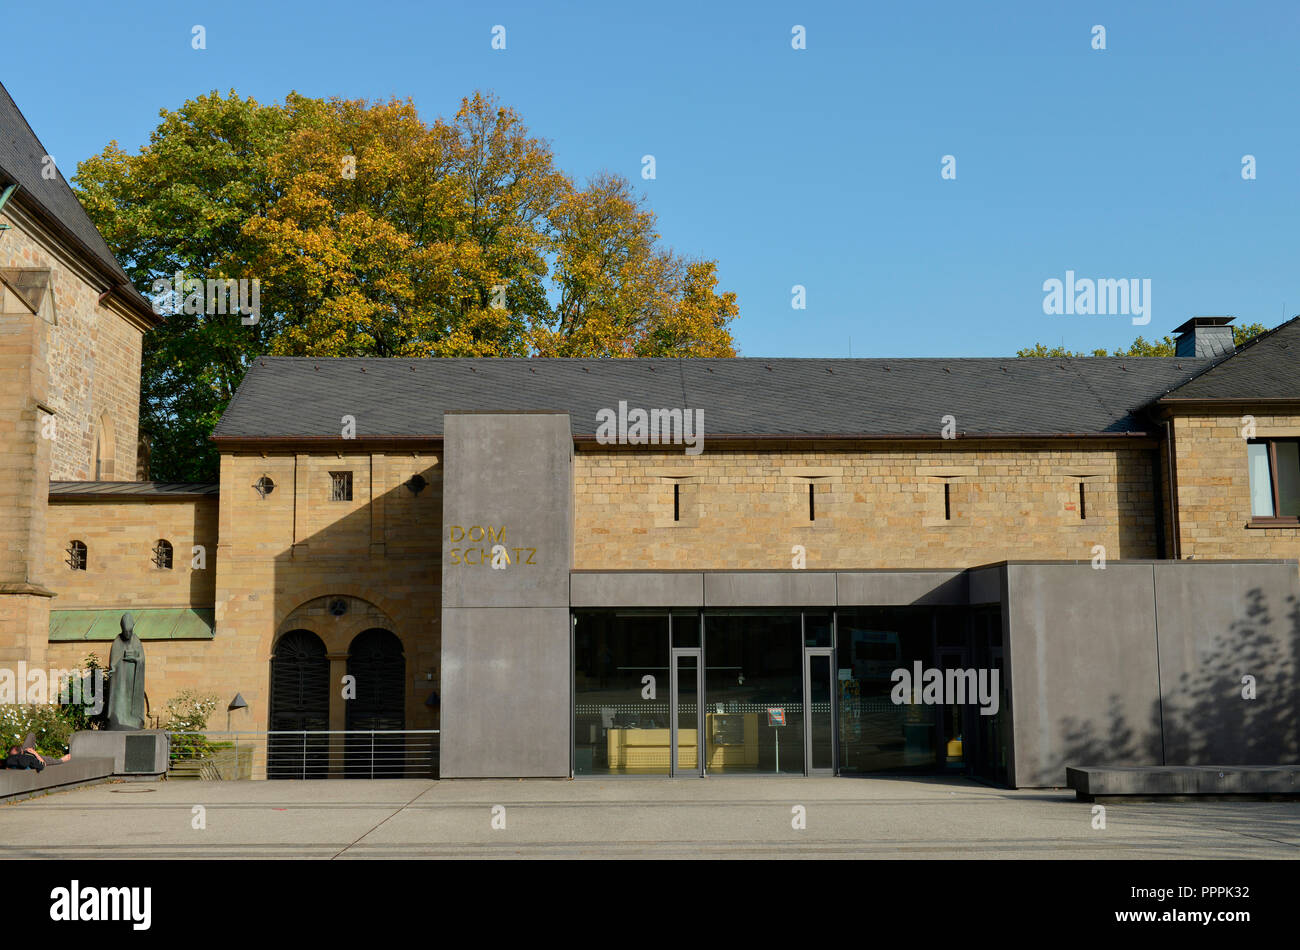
top-left (6, 0), bottom-right (1298, 357)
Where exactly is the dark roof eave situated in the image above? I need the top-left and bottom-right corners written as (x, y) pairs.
top-left (111, 284), bottom-right (164, 326)
top-left (1155, 396), bottom-right (1300, 407)
top-left (210, 434), bottom-right (444, 445)
top-left (48, 492), bottom-right (217, 502)
top-left (211, 430), bottom-right (1158, 445)
top-left (10, 191), bottom-right (160, 325)
top-left (48, 480), bottom-right (218, 500)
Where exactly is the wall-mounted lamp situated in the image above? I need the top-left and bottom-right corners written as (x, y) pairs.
top-left (226, 693), bottom-right (248, 731)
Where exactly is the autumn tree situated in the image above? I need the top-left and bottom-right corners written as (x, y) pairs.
top-left (75, 90), bottom-right (739, 480)
top-left (537, 173), bottom-right (737, 357)
top-left (76, 91), bottom-right (291, 481)
top-left (1016, 323), bottom-right (1268, 358)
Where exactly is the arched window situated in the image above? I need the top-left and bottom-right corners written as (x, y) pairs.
top-left (67, 540), bottom-right (87, 571)
top-left (93, 413), bottom-right (116, 480)
top-left (152, 539), bottom-right (173, 570)
top-left (268, 629), bottom-right (330, 779)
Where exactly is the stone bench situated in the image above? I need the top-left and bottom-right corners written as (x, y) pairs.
top-left (1067, 765), bottom-right (1300, 801)
top-left (0, 757), bottom-right (116, 802)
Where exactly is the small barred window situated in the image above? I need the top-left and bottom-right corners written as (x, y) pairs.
top-left (330, 471), bottom-right (353, 502)
top-left (153, 539), bottom-right (174, 570)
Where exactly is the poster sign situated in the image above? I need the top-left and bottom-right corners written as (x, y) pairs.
top-left (767, 707), bottom-right (786, 727)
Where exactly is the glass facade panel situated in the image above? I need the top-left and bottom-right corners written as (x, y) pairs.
top-left (671, 610), bottom-right (701, 647)
top-left (703, 611), bottom-right (805, 774)
top-left (674, 652), bottom-right (700, 772)
top-left (837, 608), bottom-right (933, 773)
top-left (936, 648), bottom-right (970, 770)
top-left (970, 606), bottom-right (1009, 784)
top-left (804, 612), bottom-right (833, 647)
top-left (573, 611), bottom-right (670, 775)
top-left (835, 606), bottom-right (1005, 776)
top-left (808, 653), bottom-right (834, 770)
top-left (574, 605), bottom-right (1006, 781)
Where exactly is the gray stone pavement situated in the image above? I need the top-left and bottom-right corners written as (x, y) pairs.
top-left (1, 774), bottom-right (1297, 859)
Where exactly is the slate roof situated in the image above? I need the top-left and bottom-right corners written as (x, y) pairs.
top-left (1159, 316), bottom-right (1300, 401)
top-left (50, 481), bottom-right (219, 498)
top-left (212, 356), bottom-right (1216, 441)
top-left (0, 81), bottom-right (155, 320)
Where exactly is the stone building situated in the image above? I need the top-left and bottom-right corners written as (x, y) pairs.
top-left (2, 82), bottom-right (1297, 786)
top-left (0, 81), bottom-right (160, 674)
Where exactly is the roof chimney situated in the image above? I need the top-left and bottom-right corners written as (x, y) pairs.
top-left (1173, 316), bottom-right (1235, 358)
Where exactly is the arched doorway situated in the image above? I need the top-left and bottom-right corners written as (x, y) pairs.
top-left (345, 629), bottom-right (406, 777)
top-left (268, 629), bottom-right (330, 779)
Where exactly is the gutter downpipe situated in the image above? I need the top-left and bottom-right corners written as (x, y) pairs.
top-left (1163, 416), bottom-right (1181, 560)
top-left (0, 183), bottom-right (18, 236)
top-left (1150, 441), bottom-right (1167, 560)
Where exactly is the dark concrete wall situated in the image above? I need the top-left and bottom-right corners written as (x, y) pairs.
top-left (1003, 560), bottom-right (1300, 787)
top-left (570, 572), bottom-right (704, 607)
top-left (439, 413), bottom-right (573, 777)
top-left (1004, 563), bottom-right (1162, 787)
top-left (1153, 561), bottom-right (1299, 767)
top-left (570, 570), bottom-right (967, 608)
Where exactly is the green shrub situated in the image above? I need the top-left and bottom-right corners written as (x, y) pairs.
top-left (162, 690), bottom-right (220, 760)
top-left (0, 654), bottom-right (107, 756)
top-left (0, 704), bottom-right (73, 756)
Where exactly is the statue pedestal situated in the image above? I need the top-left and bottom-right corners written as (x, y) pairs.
top-left (70, 730), bottom-right (170, 776)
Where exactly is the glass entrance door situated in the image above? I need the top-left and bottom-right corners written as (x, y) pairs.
top-left (670, 649), bottom-right (702, 777)
top-left (936, 648), bottom-right (970, 771)
top-left (803, 649), bottom-right (836, 775)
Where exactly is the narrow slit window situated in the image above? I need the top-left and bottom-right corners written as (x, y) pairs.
top-left (943, 482), bottom-right (951, 520)
top-left (673, 483), bottom-right (680, 522)
top-left (809, 482), bottom-right (816, 521)
top-left (1078, 481), bottom-right (1087, 520)
top-left (67, 540), bottom-right (86, 571)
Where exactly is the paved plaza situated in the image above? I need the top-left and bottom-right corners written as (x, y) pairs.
top-left (1, 775), bottom-right (1297, 859)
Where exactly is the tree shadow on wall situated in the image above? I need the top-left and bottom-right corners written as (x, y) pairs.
top-left (1158, 588), bottom-right (1299, 765)
top-left (1055, 693), bottom-right (1142, 777)
top-left (1051, 587), bottom-right (1298, 781)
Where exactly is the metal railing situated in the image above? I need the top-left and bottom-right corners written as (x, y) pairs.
top-left (165, 730), bottom-right (440, 780)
